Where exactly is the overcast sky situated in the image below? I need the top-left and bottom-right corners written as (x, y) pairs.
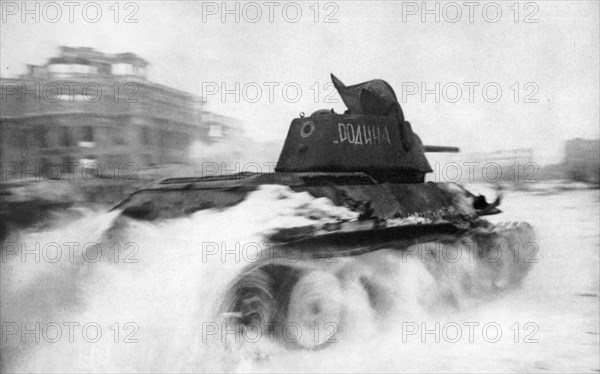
top-left (1, 0), bottom-right (598, 164)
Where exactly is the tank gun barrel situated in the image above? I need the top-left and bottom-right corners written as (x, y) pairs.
top-left (423, 145), bottom-right (460, 153)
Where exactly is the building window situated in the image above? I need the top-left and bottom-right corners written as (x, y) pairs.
top-left (48, 63), bottom-right (93, 74)
top-left (143, 154), bottom-right (154, 166)
top-left (112, 130), bottom-right (126, 145)
top-left (83, 126), bottom-right (93, 142)
top-left (113, 63), bottom-right (133, 75)
top-left (141, 127), bottom-right (150, 145)
top-left (97, 63), bottom-right (111, 75)
top-left (61, 156), bottom-right (74, 174)
top-left (34, 126), bottom-right (48, 148)
top-left (208, 124), bottom-right (224, 138)
top-left (79, 156), bottom-right (97, 168)
top-left (60, 127), bottom-right (73, 147)
top-left (17, 131), bottom-right (27, 149)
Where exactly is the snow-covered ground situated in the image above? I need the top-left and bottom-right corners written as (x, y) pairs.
top-left (1, 183), bottom-right (598, 373)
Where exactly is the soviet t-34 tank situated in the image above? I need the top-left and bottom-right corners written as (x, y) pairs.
top-left (112, 74), bottom-right (535, 350)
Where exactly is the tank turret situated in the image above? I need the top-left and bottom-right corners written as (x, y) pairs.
top-left (277, 75), bottom-right (457, 183)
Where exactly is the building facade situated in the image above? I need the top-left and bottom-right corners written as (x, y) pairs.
top-left (426, 148), bottom-right (536, 184)
top-left (1, 47), bottom-right (213, 180)
top-left (563, 138), bottom-right (600, 183)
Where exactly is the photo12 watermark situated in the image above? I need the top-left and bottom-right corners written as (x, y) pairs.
top-left (429, 161), bottom-right (540, 183)
top-left (201, 320), bottom-right (339, 345)
top-left (1, 241), bottom-right (140, 264)
top-left (399, 321), bottom-right (540, 343)
top-left (1, 80), bottom-right (139, 104)
top-left (400, 1), bottom-right (540, 23)
top-left (200, 1), bottom-right (340, 23)
top-left (1, 161), bottom-right (140, 183)
top-left (2, 321), bottom-right (139, 344)
top-left (1, 1), bottom-right (140, 24)
top-left (400, 81), bottom-right (540, 104)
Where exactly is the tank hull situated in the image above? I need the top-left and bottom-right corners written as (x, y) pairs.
top-left (111, 171), bottom-right (493, 222)
top-left (109, 171), bottom-right (533, 353)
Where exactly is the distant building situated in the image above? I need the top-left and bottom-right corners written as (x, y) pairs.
top-left (200, 111), bottom-right (244, 145)
top-left (563, 138), bottom-right (600, 183)
top-left (466, 148), bottom-right (534, 166)
top-left (0, 46), bottom-right (217, 179)
top-left (427, 148), bottom-right (536, 183)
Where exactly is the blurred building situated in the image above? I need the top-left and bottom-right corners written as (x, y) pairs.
top-left (563, 138), bottom-right (600, 183)
top-left (189, 111), bottom-right (279, 168)
top-left (0, 46), bottom-right (216, 178)
top-left (427, 148), bottom-right (535, 183)
top-left (200, 111), bottom-right (244, 145)
top-left (466, 148), bottom-right (534, 166)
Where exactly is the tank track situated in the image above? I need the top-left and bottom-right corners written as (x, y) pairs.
top-left (216, 221), bottom-right (536, 351)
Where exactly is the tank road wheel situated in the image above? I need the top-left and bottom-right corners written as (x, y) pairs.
top-left (221, 267), bottom-right (279, 337)
top-left (285, 271), bottom-right (344, 349)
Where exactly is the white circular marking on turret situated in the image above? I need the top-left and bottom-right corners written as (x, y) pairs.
top-left (300, 121), bottom-right (315, 137)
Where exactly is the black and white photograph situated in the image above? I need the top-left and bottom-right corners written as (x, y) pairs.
top-left (0, 1), bottom-right (599, 372)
